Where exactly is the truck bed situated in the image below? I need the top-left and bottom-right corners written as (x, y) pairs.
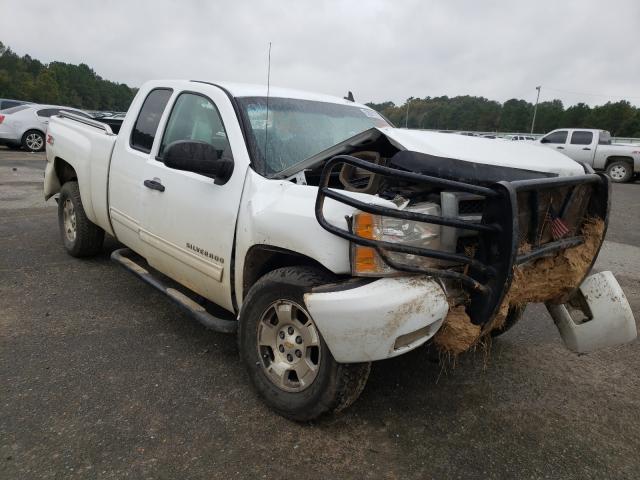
top-left (44, 112), bottom-right (119, 236)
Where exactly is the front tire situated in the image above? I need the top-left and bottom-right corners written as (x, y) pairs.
top-left (58, 181), bottom-right (104, 257)
top-left (606, 160), bottom-right (633, 183)
top-left (21, 130), bottom-right (45, 152)
top-left (238, 266), bottom-right (371, 421)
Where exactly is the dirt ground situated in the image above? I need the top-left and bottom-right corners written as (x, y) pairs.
top-left (1, 146), bottom-right (639, 479)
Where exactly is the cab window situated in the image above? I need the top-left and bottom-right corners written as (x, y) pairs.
top-left (570, 131), bottom-right (593, 145)
top-left (541, 130), bottom-right (568, 144)
top-left (130, 88), bottom-right (173, 153)
top-left (158, 92), bottom-right (232, 161)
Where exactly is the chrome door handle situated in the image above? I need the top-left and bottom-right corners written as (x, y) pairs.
top-left (144, 179), bottom-right (165, 192)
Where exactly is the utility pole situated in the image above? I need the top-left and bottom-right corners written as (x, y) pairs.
top-left (405, 98), bottom-right (411, 128)
top-left (530, 85), bottom-right (541, 134)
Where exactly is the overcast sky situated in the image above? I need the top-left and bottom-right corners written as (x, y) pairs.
top-left (2, 0), bottom-right (639, 107)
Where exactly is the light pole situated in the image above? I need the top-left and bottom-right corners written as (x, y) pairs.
top-left (405, 99), bottom-right (411, 128)
top-left (530, 85), bottom-right (541, 134)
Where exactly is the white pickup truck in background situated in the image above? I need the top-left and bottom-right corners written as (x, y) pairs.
top-left (538, 128), bottom-right (640, 182)
top-left (43, 80), bottom-right (636, 420)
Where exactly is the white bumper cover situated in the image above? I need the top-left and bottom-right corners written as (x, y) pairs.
top-left (547, 271), bottom-right (637, 353)
top-left (304, 276), bottom-right (448, 363)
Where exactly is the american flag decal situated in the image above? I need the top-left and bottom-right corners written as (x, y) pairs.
top-left (547, 211), bottom-right (570, 240)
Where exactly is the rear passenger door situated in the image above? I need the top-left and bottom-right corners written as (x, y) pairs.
top-left (564, 130), bottom-right (596, 165)
top-left (139, 88), bottom-right (248, 312)
top-left (109, 88), bottom-right (173, 254)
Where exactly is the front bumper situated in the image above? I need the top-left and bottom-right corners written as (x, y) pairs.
top-left (548, 271), bottom-right (636, 353)
top-left (315, 155), bottom-right (610, 329)
top-left (304, 276), bottom-right (448, 362)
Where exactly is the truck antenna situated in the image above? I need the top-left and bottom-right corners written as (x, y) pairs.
top-left (264, 42), bottom-right (272, 167)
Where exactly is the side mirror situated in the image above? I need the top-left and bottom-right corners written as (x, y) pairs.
top-left (162, 140), bottom-right (233, 185)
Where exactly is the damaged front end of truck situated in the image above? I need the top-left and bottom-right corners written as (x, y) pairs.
top-left (301, 128), bottom-right (636, 355)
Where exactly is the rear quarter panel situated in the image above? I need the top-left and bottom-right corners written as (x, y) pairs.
top-left (45, 117), bottom-right (117, 235)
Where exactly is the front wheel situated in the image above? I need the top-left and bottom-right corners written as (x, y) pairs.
top-left (21, 130), bottom-right (45, 152)
top-left (606, 161), bottom-right (633, 183)
top-left (58, 181), bottom-right (105, 257)
top-left (238, 266), bottom-right (371, 421)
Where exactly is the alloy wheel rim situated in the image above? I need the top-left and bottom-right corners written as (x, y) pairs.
top-left (256, 300), bottom-right (321, 392)
top-left (26, 133), bottom-right (43, 151)
top-left (610, 165), bottom-right (626, 180)
top-left (63, 199), bottom-right (77, 242)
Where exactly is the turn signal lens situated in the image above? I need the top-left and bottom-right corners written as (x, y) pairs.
top-left (0, 115), bottom-right (5, 124)
top-left (353, 212), bottom-right (375, 239)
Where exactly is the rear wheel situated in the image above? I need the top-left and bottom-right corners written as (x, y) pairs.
top-left (238, 266), bottom-right (371, 421)
top-left (606, 160), bottom-right (633, 183)
top-left (21, 130), bottom-right (45, 152)
top-left (58, 181), bottom-right (104, 257)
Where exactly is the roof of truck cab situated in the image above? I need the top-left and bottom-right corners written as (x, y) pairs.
top-left (193, 80), bottom-right (368, 107)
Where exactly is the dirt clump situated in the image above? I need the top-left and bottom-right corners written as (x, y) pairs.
top-left (490, 217), bottom-right (605, 331)
top-left (435, 217), bottom-right (605, 353)
top-left (433, 306), bottom-right (481, 355)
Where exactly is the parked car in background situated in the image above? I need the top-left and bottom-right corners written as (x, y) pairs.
top-left (507, 135), bottom-right (535, 141)
top-left (0, 104), bottom-right (91, 152)
top-left (0, 98), bottom-right (30, 111)
top-left (538, 128), bottom-right (640, 183)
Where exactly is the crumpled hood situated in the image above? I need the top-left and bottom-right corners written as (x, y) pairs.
top-left (379, 127), bottom-right (585, 177)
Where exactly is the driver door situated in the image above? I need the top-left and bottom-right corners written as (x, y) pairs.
top-left (140, 90), bottom-right (245, 312)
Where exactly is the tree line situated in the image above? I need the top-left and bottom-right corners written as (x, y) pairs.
top-left (366, 95), bottom-right (640, 137)
top-left (0, 41), bottom-right (136, 111)
top-left (2, 40), bottom-right (639, 136)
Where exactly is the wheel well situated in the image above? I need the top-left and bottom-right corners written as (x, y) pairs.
top-left (605, 156), bottom-right (633, 169)
top-left (54, 158), bottom-right (77, 184)
top-left (242, 245), bottom-right (335, 297)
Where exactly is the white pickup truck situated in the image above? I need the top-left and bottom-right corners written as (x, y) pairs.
top-left (538, 128), bottom-right (640, 182)
top-left (44, 80), bottom-right (636, 420)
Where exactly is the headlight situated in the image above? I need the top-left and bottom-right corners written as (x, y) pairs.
top-left (351, 202), bottom-right (441, 276)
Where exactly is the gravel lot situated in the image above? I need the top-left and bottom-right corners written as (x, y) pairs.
top-left (1, 146), bottom-right (639, 479)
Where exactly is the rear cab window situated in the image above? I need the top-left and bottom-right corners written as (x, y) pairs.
top-left (570, 131), bottom-right (593, 145)
top-left (598, 131), bottom-right (612, 145)
top-left (130, 88), bottom-right (173, 153)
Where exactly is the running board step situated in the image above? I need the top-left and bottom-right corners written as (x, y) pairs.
top-left (111, 248), bottom-right (237, 334)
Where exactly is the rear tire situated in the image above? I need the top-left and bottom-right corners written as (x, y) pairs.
top-left (58, 181), bottom-right (104, 257)
top-left (606, 160), bottom-right (633, 183)
top-left (21, 130), bottom-right (45, 152)
top-left (238, 266), bottom-right (371, 421)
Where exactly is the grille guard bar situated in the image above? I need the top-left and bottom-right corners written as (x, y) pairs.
top-left (314, 155), bottom-right (610, 326)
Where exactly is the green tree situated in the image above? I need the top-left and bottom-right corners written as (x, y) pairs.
top-left (0, 41), bottom-right (136, 110)
top-left (499, 99), bottom-right (532, 132)
top-left (532, 100), bottom-right (564, 133)
top-left (563, 102), bottom-right (591, 128)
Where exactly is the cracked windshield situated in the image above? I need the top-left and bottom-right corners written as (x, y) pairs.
top-left (238, 97), bottom-right (389, 175)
